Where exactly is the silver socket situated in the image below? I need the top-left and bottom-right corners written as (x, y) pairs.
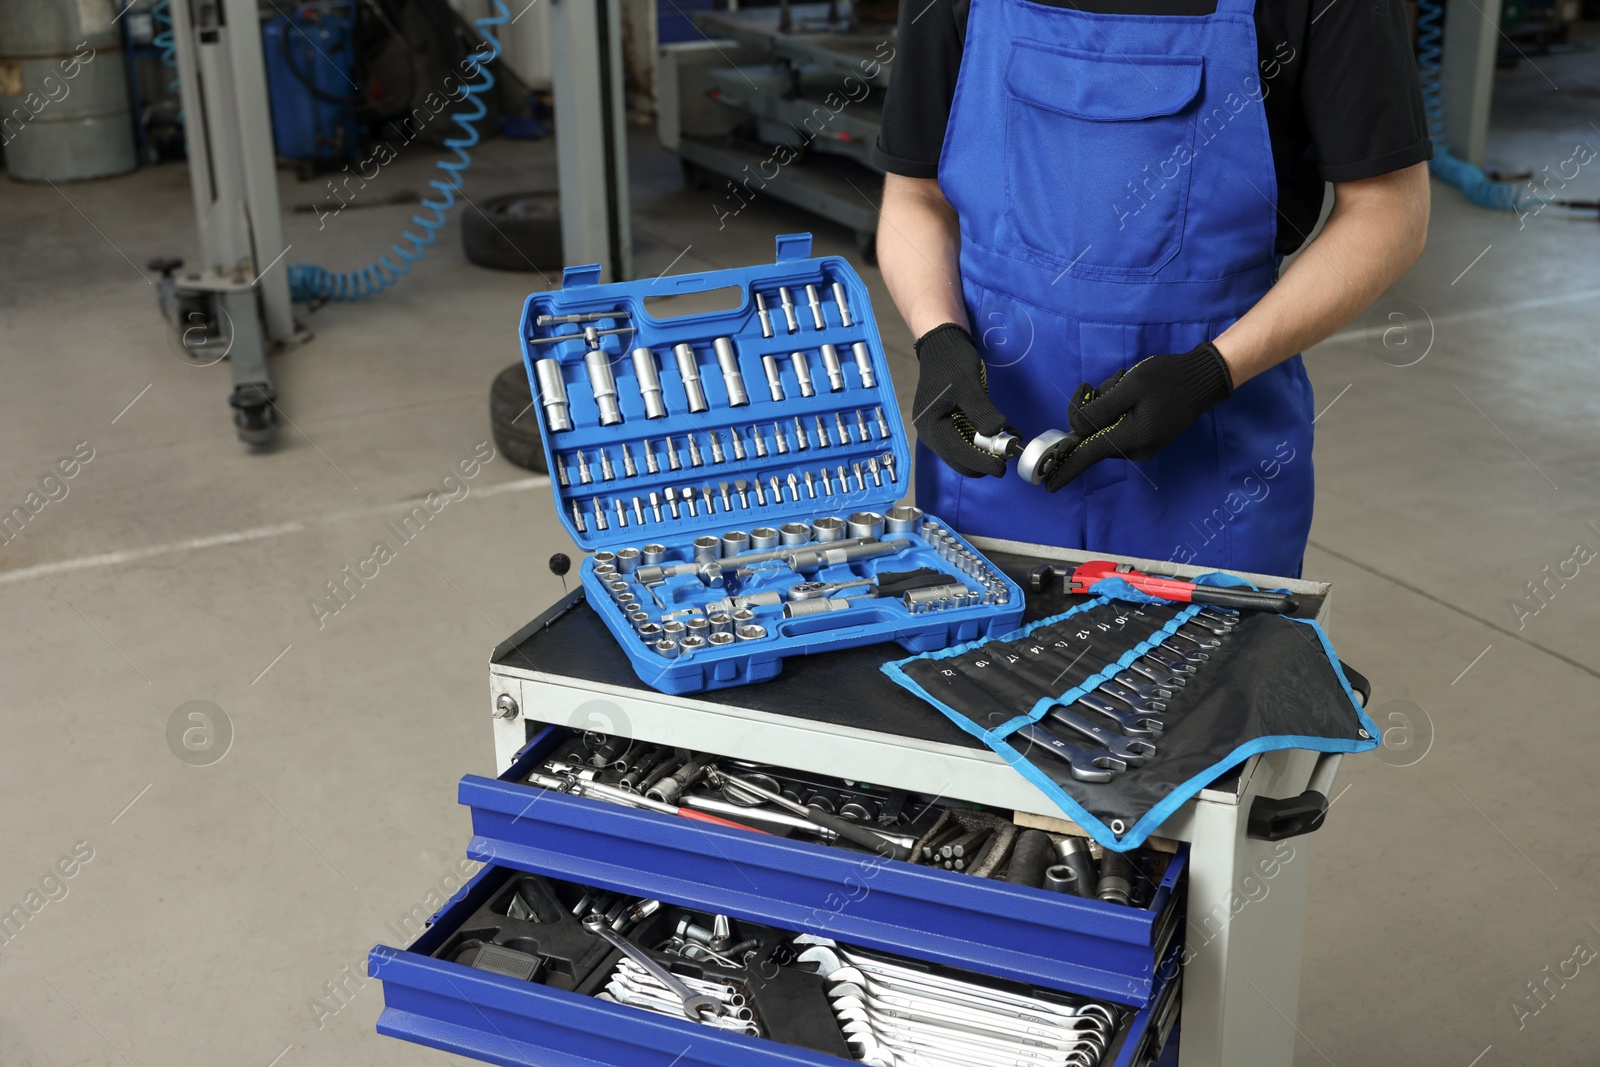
top-left (593, 551), bottom-right (617, 566)
top-left (761, 355), bottom-right (784, 402)
top-left (778, 286), bottom-right (799, 332)
top-left (673, 343), bottom-right (708, 413)
top-left (831, 281), bottom-right (853, 327)
top-left (708, 631), bottom-right (736, 648)
top-left (641, 544), bottom-right (667, 566)
top-left (754, 291), bottom-right (774, 338)
top-left (583, 349), bottom-right (623, 426)
top-left (534, 358), bottom-right (573, 432)
top-left (805, 284), bottom-right (825, 329)
top-left (685, 617), bottom-right (710, 639)
top-left (638, 622), bottom-right (663, 641)
top-left (654, 638), bottom-right (680, 659)
top-left (606, 579), bottom-right (629, 598)
top-left (791, 351), bottom-right (815, 397)
top-left (707, 612), bottom-right (733, 634)
top-left (819, 344), bottom-right (845, 392)
top-left (615, 547), bottom-right (641, 573)
top-left (681, 635), bottom-right (707, 653)
top-left (631, 347), bottom-right (667, 419)
top-left (851, 342), bottom-right (876, 388)
top-left (593, 566), bottom-right (617, 583)
top-left (749, 527), bottom-right (780, 550)
top-left (662, 620), bottom-right (687, 639)
top-left (846, 511), bottom-right (886, 539)
top-left (736, 623), bottom-right (768, 641)
top-left (811, 516), bottom-right (846, 542)
top-left (692, 535), bottom-right (721, 562)
top-left (713, 337), bottom-right (749, 407)
top-left (885, 505), bottom-right (924, 534)
top-left (616, 591), bottom-right (636, 608)
top-left (779, 522), bottom-right (812, 546)
top-left (732, 608), bottom-right (756, 627)
top-left (721, 531), bottom-right (750, 556)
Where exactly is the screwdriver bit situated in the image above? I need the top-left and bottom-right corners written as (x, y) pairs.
top-left (572, 500), bottom-right (588, 534)
top-left (687, 435), bottom-right (704, 467)
top-left (576, 451), bottom-right (592, 484)
top-left (709, 432), bottom-right (725, 464)
top-left (621, 444), bottom-right (637, 478)
top-left (794, 416), bottom-right (809, 451)
top-left (774, 422), bottom-right (790, 455)
top-left (599, 450), bottom-right (615, 481)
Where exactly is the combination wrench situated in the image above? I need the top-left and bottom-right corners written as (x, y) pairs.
top-left (581, 913), bottom-right (725, 1020)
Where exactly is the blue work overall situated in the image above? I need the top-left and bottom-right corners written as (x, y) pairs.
top-left (916, 0), bottom-right (1317, 578)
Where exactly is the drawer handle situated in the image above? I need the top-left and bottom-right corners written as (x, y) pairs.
top-left (1247, 752), bottom-right (1342, 841)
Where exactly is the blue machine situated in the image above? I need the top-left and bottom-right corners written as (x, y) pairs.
top-left (522, 234), bottom-right (1025, 694)
top-left (261, 3), bottom-right (360, 163)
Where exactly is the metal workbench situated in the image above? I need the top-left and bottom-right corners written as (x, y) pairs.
top-left (487, 536), bottom-right (1340, 1067)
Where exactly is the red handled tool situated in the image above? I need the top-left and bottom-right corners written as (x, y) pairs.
top-left (1029, 560), bottom-right (1298, 614)
top-left (532, 768), bottom-right (771, 834)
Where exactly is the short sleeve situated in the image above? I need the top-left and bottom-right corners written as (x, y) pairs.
top-left (1299, 0), bottom-right (1433, 182)
top-left (871, 0), bottom-right (968, 178)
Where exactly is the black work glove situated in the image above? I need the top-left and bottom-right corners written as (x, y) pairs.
top-left (1045, 342), bottom-right (1234, 492)
top-left (912, 323), bottom-right (1008, 478)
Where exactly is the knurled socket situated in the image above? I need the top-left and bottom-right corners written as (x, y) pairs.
top-left (583, 349), bottom-right (623, 426)
top-left (534, 358), bottom-right (573, 432)
top-left (713, 337), bottom-right (749, 407)
top-left (631, 347), bottom-right (667, 419)
top-left (673, 343), bottom-right (709, 413)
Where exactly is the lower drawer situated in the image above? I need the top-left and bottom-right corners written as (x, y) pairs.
top-left (460, 726), bottom-right (1187, 1006)
top-left (369, 864), bottom-right (1182, 1067)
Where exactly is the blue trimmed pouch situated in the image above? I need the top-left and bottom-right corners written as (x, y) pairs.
top-left (883, 572), bottom-right (1379, 852)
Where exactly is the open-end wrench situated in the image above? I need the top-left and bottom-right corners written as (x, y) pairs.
top-left (1072, 691), bottom-right (1166, 737)
top-left (582, 914), bottom-right (725, 1020)
top-left (1042, 706), bottom-right (1157, 765)
top-left (1009, 637), bottom-right (1171, 712)
top-left (1143, 645), bottom-right (1198, 674)
top-left (1012, 722), bottom-right (1126, 782)
top-left (1020, 631), bottom-right (1175, 699)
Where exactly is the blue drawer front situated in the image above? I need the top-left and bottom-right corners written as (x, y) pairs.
top-left (370, 864), bottom-right (1181, 1067)
top-left (458, 731), bottom-right (1186, 1007)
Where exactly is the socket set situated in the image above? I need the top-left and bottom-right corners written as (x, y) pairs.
top-left (522, 234), bottom-right (1024, 693)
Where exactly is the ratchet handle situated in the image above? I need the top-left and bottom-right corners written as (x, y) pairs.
top-left (808, 809), bottom-right (914, 862)
top-left (679, 809), bottom-right (771, 833)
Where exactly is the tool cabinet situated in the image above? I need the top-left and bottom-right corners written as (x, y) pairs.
top-left (370, 537), bottom-right (1340, 1067)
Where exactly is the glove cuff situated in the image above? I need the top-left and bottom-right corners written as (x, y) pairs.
top-left (914, 323), bottom-right (974, 360)
top-left (1192, 341), bottom-right (1235, 402)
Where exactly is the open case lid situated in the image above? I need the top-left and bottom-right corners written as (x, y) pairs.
top-left (518, 233), bottom-right (910, 552)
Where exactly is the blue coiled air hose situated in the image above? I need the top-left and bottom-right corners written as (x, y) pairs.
top-left (1416, 0), bottom-right (1530, 212)
top-left (285, 0), bottom-right (509, 302)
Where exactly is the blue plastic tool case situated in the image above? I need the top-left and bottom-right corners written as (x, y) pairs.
top-left (521, 234), bottom-right (1025, 694)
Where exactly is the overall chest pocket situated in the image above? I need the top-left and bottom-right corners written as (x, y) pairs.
top-left (1004, 45), bottom-right (1203, 275)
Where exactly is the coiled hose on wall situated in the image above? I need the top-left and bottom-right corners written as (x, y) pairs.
top-left (284, 0), bottom-right (509, 302)
top-left (1416, 0), bottom-right (1531, 211)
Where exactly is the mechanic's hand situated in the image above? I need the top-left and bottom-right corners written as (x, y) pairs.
top-left (912, 323), bottom-right (1009, 478)
top-left (1045, 341), bottom-right (1234, 492)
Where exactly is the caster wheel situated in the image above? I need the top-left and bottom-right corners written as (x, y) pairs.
top-left (230, 384), bottom-right (278, 448)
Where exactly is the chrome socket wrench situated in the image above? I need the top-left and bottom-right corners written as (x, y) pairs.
top-left (533, 358), bottom-right (573, 432)
top-left (713, 337), bottom-right (749, 407)
top-left (673, 342), bottom-right (709, 413)
top-left (631, 347), bottom-right (667, 419)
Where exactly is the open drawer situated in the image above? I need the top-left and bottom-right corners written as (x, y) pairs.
top-left (370, 864), bottom-right (1182, 1067)
top-left (459, 726), bottom-right (1186, 1007)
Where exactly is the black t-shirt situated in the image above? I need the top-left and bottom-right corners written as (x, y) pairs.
top-left (873, 0), bottom-right (1433, 254)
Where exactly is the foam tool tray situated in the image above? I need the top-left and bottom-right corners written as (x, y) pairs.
top-left (521, 233), bottom-right (1025, 694)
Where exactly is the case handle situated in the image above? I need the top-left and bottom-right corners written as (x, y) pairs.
top-left (774, 232), bottom-right (813, 261)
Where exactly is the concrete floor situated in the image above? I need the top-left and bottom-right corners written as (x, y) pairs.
top-left (3, 33), bottom-right (1599, 1067)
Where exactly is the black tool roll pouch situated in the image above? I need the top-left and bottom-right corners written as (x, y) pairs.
top-left (883, 587), bottom-right (1378, 852)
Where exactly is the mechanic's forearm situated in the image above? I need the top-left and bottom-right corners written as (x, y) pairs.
top-left (1214, 163), bottom-right (1431, 385)
top-left (877, 174), bottom-right (969, 339)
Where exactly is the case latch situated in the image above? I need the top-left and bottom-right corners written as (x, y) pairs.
top-left (562, 263), bottom-right (604, 288)
top-left (774, 233), bottom-right (813, 262)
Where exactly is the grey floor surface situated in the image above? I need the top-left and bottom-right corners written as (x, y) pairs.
top-left (2, 35), bottom-right (1599, 1067)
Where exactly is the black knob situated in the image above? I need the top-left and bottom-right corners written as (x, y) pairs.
top-left (548, 552), bottom-right (571, 578)
top-left (146, 257), bottom-right (184, 276)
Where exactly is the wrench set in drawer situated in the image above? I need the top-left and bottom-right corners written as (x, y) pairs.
top-left (521, 731), bottom-right (1177, 907)
top-left (373, 865), bottom-right (1174, 1067)
top-left (523, 234), bottom-right (1023, 693)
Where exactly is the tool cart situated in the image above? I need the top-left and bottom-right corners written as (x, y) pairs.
top-left (658, 3), bottom-right (893, 261)
top-left (365, 237), bottom-right (1365, 1067)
